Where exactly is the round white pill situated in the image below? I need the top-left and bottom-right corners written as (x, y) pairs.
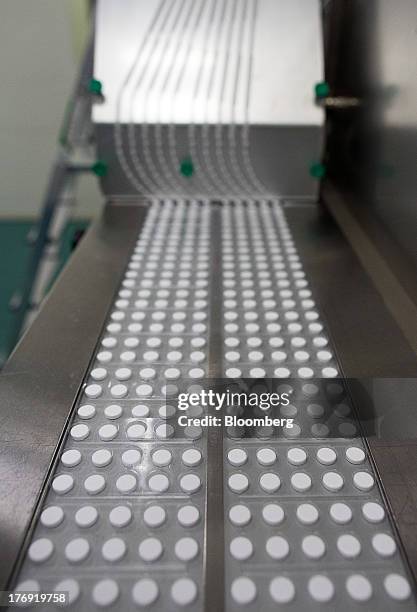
top-left (65, 538), bottom-right (90, 563)
top-left (126, 423), bottom-right (146, 440)
top-left (116, 474), bottom-right (137, 494)
top-left (136, 384), bottom-right (153, 397)
top-left (188, 367), bottom-right (205, 379)
top-left (158, 404), bottom-right (176, 419)
top-left (307, 403), bottom-right (324, 418)
top-left (122, 449), bottom-right (141, 467)
top-left (346, 446), bottom-right (365, 464)
top-left (109, 505), bottom-right (132, 528)
top-left (248, 351), bottom-right (263, 362)
top-left (228, 473), bottom-right (249, 493)
top-left (92, 579), bottom-right (119, 607)
top-left (152, 449), bottom-right (172, 467)
top-left (322, 471), bottom-right (344, 491)
top-left (104, 404), bottom-right (123, 419)
top-left (330, 502), bottom-right (352, 524)
top-left (84, 474), bottom-right (106, 495)
top-left (132, 404), bottom-right (149, 418)
top-left (256, 448), bottom-right (277, 466)
top-left (260, 473), bottom-right (281, 493)
top-left (40, 506), bottom-right (64, 528)
top-left (85, 384), bottom-right (102, 399)
top-left (15, 579), bottom-right (40, 595)
top-left (102, 538), bottom-right (126, 562)
top-left (177, 505), bottom-right (200, 527)
top-left (230, 536), bottom-right (253, 561)
top-left (61, 449), bottom-right (81, 467)
top-left (287, 447), bottom-right (307, 465)
top-left (296, 503), bottom-right (319, 525)
top-left (143, 505), bottom-right (166, 528)
top-left (231, 577), bottom-right (256, 605)
top-left (78, 404), bottom-right (96, 419)
top-left (182, 449), bottom-right (202, 467)
top-left (98, 424), bottom-right (118, 441)
top-left (110, 384), bottom-right (128, 398)
top-left (227, 448), bottom-right (247, 466)
top-left (184, 424), bottom-right (202, 440)
top-left (362, 501), bottom-right (385, 523)
top-left (291, 472), bottom-right (312, 492)
top-left (353, 471), bottom-right (374, 491)
top-left (175, 537), bottom-right (199, 561)
top-left (372, 533), bottom-right (396, 557)
top-left (269, 577), bottom-right (295, 604)
top-left (262, 503), bottom-right (284, 525)
top-left (317, 447), bottom-right (337, 465)
top-left (164, 368), bottom-right (181, 380)
top-left (139, 538), bottom-right (163, 562)
top-left (132, 579), bottom-right (159, 607)
top-left (302, 535), bottom-right (326, 559)
top-left (75, 506), bottom-right (98, 528)
top-left (91, 367), bottom-right (107, 380)
top-left (54, 579), bottom-right (80, 605)
top-left (345, 574), bottom-right (372, 601)
top-left (171, 578), bottom-right (197, 606)
top-left (229, 505), bottom-right (251, 527)
top-left (322, 367), bottom-right (338, 378)
top-left (271, 351), bottom-right (287, 362)
top-left (97, 350), bottom-right (112, 363)
top-left (148, 474), bottom-right (170, 493)
top-left (266, 536), bottom-right (289, 560)
top-left (384, 574), bottom-right (411, 601)
top-left (28, 538), bottom-right (54, 563)
top-left (52, 474), bottom-right (74, 495)
top-left (337, 534), bottom-right (361, 558)
top-left (180, 473), bottom-right (201, 494)
top-left (70, 424), bottom-right (89, 441)
top-left (155, 423), bottom-right (175, 439)
top-left (139, 368), bottom-right (156, 381)
top-left (249, 367), bottom-right (266, 378)
top-left (308, 575), bottom-right (334, 602)
top-left (92, 449), bottom-right (112, 468)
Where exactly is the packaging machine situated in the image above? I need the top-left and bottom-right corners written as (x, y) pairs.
top-left (1, 1), bottom-right (417, 610)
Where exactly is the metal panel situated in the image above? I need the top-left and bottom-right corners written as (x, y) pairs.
top-left (324, 0), bottom-right (417, 269)
top-left (0, 202), bottom-right (148, 590)
top-left (93, 0), bottom-right (324, 198)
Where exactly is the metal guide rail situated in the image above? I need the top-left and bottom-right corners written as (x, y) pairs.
top-left (8, 200), bottom-right (417, 611)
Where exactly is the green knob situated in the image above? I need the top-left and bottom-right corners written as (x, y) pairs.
top-left (180, 157), bottom-right (194, 178)
top-left (91, 160), bottom-right (108, 177)
top-left (314, 81), bottom-right (330, 99)
top-left (88, 78), bottom-right (103, 96)
top-left (310, 162), bottom-right (326, 179)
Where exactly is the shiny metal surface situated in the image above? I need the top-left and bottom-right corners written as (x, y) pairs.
top-left (93, 0), bottom-right (324, 198)
top-left (324, 0), bottom-right (417, 269)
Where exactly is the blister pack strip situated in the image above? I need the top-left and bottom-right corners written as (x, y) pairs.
top-left (222, 200), bottom-right (415, 610)
top-left (15, 200), bottom-right (211, 611)
top-left (12, 198), bottom-right (416, 611)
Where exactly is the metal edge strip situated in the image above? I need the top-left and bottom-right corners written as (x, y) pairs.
top-left (204, 202), bottom-right (225, 612)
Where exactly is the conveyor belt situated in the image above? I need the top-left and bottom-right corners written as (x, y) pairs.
top-left (9, 200), bottom-right (417, 610)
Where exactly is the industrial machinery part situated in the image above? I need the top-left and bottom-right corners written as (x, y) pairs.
top-left (1, 0), bottom-right (417, 610)
top-left (93, 0), bottom-right (324, 199)
top-left (2, 199), bottom-right (416, 611)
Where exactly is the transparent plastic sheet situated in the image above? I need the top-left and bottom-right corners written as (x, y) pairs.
top-left (13, 200), bottom-right (417, 610)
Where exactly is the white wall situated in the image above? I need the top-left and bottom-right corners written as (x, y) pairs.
top-left (0, 0), bottom-right (102, 218)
